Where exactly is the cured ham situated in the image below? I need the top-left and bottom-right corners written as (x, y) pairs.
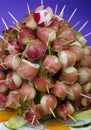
top-left (34, 76), bottom-right (54, 92)
top-left (18, 26), bottom-right (36, 45)
top-left (78, 67), bottom-right (91, 84)
top-left (16, 59), bottom-right (40, 80)
top-left (36, 27), bottom-right (56, 45)
top-left (6, 90), bottom-right (20, 109)
top-left (59, 50), bottom-right (76, 68)
top-left (43, 55), bottom-right (62, 74)
top-left (25, 39), bottom-right (47, 61)
top-left (0, 93), bottom-right (7, 106)
top-left (2, 53), bottom-right (20, 70)
top-left (52, 39), bottom-right (69, 52)
top-left (57, 101), bottom-right (75, 120)
top-left (60, 66), bottom-right (78, 84)
top-left (5, 71), bottom-right (22, 90)
top-left (19, 83), bottom-right (36, 101)
top-left (40, 94), bottom-right (57, 114)
top-left (51, 81), bottom-right (68, 100)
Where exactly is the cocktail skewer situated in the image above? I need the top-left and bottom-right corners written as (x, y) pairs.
top-left (8, 11), bottom-right (18, 23)
top-left (54, 4), bottom-right (58, 15)
top-left (1, 17), bottom-right (8, 30)
top-left (78, 21), bottom-right (88, 32)
top-left (71, 21), bottom-right (80, 29)
top-left (27, 3), bottom-right (30, 15)
top-left (59, 5), bottom-right (66, 18)
top-left (68, 8), bottom-right (77, 22)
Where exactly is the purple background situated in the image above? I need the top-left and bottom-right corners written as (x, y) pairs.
top-left (0, 0), bottom-right (91, 45)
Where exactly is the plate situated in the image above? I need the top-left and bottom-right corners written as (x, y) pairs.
top-left (0, 0), bottom-right (91, 130)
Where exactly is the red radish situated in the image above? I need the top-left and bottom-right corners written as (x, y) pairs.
top-left (40, 94), bottom-right (57, 114)
top-left (78, 67), bottom-right (91, 84)
top-left (57, 101), bottom-right (75, 120)
top-left (34, 6), bottom-right (53, 27)
top-left (43, 55), bottom-right (62, 74)
top-left (16, 59), bottom-right (40, 81)
top-left (25, 39), bottom-right (47, 61)
top-left (5, 71), bottom-right (22, 90)
top-left (0, 70), bottom-right (6, 80)
top-left (34, 76), bottom-right (54, 92)
top-left (3, 53), bottom-right (20, 70)
top-left (6, 90), bottom-right (20, 109)
top-left (60, 66), bottom-right (78, 84)
top-left (51, 81), bottom-right (68, 100)
top-left (52, 39), bottom-right (69, 52)
top-left (19, 83), bottom-right (36, 101)
top-left (59, 50), bottom-right (76, 68)
top-left (36, 27), bottom-right (56, 45)
top-left (0, 93), bottom-right (7, 107)
top-left (18, 26), bottom-right (36, 45)
top-left (0, 83), bottom-right (7, 93)
top-left (69, 44), bottom-right (83, 61)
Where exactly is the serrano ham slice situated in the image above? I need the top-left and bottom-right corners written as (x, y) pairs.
top-left (34, 76), bottom-right (54, 92)
top-left (43, 55), bottom-right (62, 74)
top-left (16, 59), bottom-right (40, 81)
top-left (36, 27), bottom-right (56, 45)
top-left (25, 39), bottom-right (47, 61)
top-left (51, 81), bottom-right (68, 100)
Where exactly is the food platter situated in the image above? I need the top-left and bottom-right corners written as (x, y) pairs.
top-left (0, 0), bottom-right (91, 130)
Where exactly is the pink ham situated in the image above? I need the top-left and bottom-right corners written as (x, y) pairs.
top-left (52, 39), bottom-right (69, 52)
top-left (25, 104), bottom-right (44, 125)
top-left (36, 27), bottom-right (56, 45)
top-left (57, 28), bottom-right (76, 42)
top-left (19, 83), bottom-right (36, 101)
top-left (5, 71), bottom-right (22, 90)
top-left (34, 76), bottom-right (54, 92)
top-left (16, 59), bottom-right (40, 81)
top-left (51, 81), bottom-right (68, 100)
top-left (3, 53), bottom-right (20, 70)
top-left (6, 90), bottom-right (20, 109)
top-left (69, 45), bottom-right (83, 61)
top-left (40, 94), bottom-right (57, 114)
top-left (60, 66), bottom-right (78, 84)
top-left (58, 20), bottom-right (72, 32)
top-left (67, 83), bottom-right (82, 101)
top-left (43, 55), bottom-right (62, 74)
top-left (78, 67), bottom-right (91, 84)
top-left (0, 83), bottom-right (8, 93)
top-left (25, 39), bottom-right (47, 61)
top-left (18, 27), bottom-right (36, 45)
top-left (0, 93), bottom-right (7, 107)
top-left (59, 50), bottom-right (76, 68)
top-left (78, 55), bottom-right (91, 68)
top-left (0, 70), bottom-right (6, 80)
top-left (83, 46), bottom-right (91, 56)
top-left (6, 39), bottom-right (24, 54)
top-left (57, 101), bottom-right (75, 120)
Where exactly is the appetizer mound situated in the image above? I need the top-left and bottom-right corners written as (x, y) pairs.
top-left (0, 3), bottom-right (91, 126)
